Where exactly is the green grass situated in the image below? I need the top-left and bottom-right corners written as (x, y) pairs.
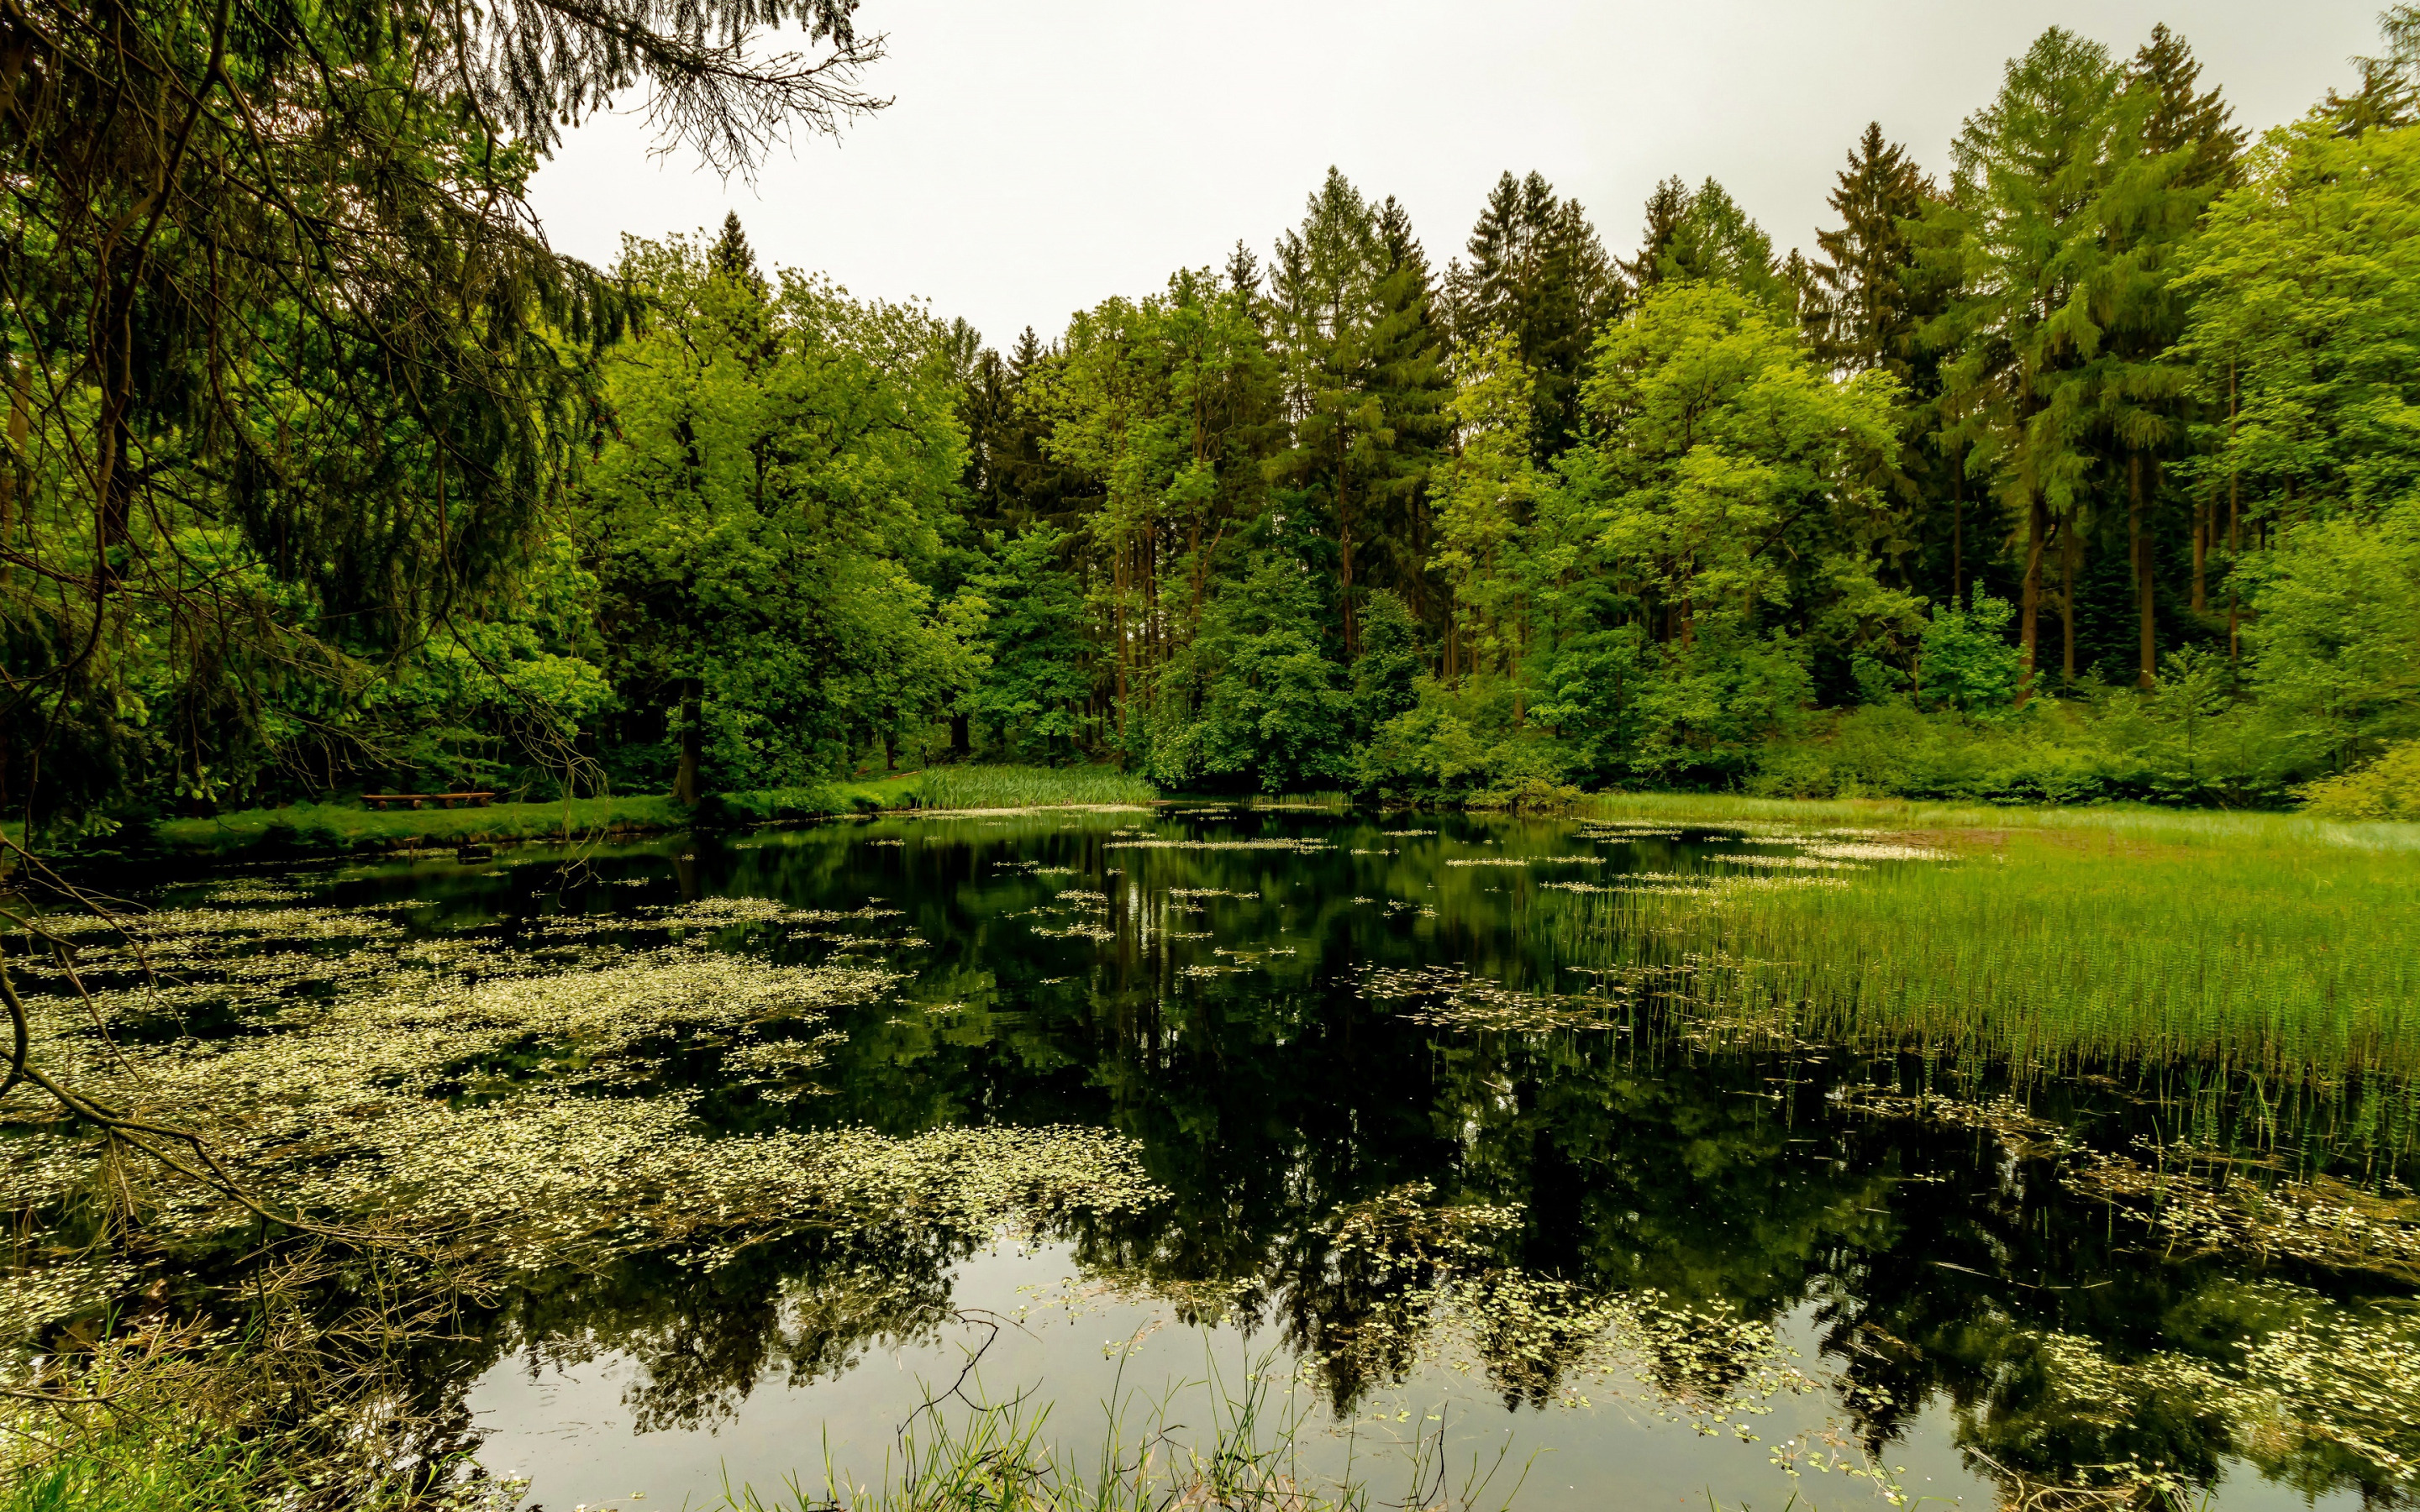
top-left (916, 764), bottom-right (1156, 809)
top-left (1550, 796), bottom-right (2420, 1081)
top-left (148, 793), bottom-right (697, 858)
top-left (138, 764), bottom-right (1150, 858)
top-left (0, 1424), bottom-right (262, 1512)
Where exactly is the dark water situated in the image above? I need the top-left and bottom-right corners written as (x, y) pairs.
top-left (118, 808), bottom-right (2420, 1508)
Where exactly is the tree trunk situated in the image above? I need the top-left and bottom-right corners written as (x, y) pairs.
top-left (1949, 454), bottom-right (1964, 607)
top-left (2060, 517), bottom-right (2077, 686)
top-left (2019, 493), bottom-right (2048, 701)
top-left (2133, 455), bottom-right (2156, 689)
top-left (2226, 360), bottom-right (2241, 666)
top-left (2191, 493), bottom-right (2207, 613)
top-left (1336, 429), bottom-right (1357, 661)
top-left (673, 679), bottom-right (702, 806)
top-left (950, 711), bottom-right (971, 758)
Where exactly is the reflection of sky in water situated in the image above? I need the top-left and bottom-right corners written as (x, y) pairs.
top-left (471, 1242), bottom-right (1996, 1512)
top-left (469, 1240), bottom-right (2360, 1512)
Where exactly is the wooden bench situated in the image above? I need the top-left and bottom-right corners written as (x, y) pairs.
top-left (361, 791), bottom-right (496, 811)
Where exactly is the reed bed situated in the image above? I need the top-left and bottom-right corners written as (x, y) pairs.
top-left (1552, 811), bottom-right (2420, 1083)
top-left (918, 764), bottom-right (1158, 809)
top-left (1572, 790), bottom-right (2420, 853)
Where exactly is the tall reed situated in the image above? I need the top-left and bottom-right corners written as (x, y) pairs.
top-left (918, 766), bottom-right (1158, 810)
top-left (1549, 816), bottom-right (2420, 1084)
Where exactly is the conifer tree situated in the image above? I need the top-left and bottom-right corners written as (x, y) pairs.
top-left (1365, 197), bottom-right (1455, 630)
top-left (1933, 28), bottom-right (2129, 693)
top-left (709, 211), bottom-right (771, 299)
top-left (1658, 179), bottom-right (1788, 307)
top-left (1265, 171), bottom-right (1454, 660)
top-left (1622, 176), bottom-right (1692, 290)
top-left (1446, 171), bottom-right (1618, 457)
top-left (1807, 125), bottom-right (1937, 377)
top-left (2091, 25), bottom-right (2239, 686)
top-left (1808, 124), bottom-right (1957, 605)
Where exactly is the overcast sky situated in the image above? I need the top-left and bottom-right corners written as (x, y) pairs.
top-left (527, 0), bottom-right (2389, 349)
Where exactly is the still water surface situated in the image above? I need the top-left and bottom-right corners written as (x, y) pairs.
top-left (155, 806), bottom-right (2420, 1509)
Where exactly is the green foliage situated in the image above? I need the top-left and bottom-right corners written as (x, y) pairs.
top-left (581, 232), bottom-right (978, 792)
top-left (2300, 739), bottom-right (2420, 819)
top-left (1359, 676), bottom-right (1564, 805)
top-left (1917, 593), bottom-right (2025, 715)
top-left (2242, 502), bottom-right (2420, 771)
top-left (967, 528), bottom-right (1092, 760)
top-left (2177, 113), bottom-right (2420, 521)
top-left (26, 13), bottom-right (2420, 827)
top-left (1445, 171), bottom-right (1618, 454)
top-left (1157, 554), bottom-right (1354, 794)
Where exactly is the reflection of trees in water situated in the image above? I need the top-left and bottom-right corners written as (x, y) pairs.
top-left (408, 1225), bottom-right (964, 1439)
top-left (342, 821), bottom-right (2420, 1502)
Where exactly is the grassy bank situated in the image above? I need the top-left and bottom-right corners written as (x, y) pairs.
top-left (145, 793), bottom-right (699, 859)
top-left (915, 764), bottom-right (1157, 808)
top-left (136, 765), bottom-right (1156, 860)
top-left (1549, 795), bottom-right (2420, 1081)
top-left (1570, 788), bottom-right (2420, 849)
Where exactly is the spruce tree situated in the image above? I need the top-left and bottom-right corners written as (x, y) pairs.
top-left (1365, 197), bottom-right (1456, 632)
top-left (1622, 176), bottom-right (1692, 290)
top-left (1447, 171), bottom-right (1618, 458)
top-left (1807, 125), bottom-right (1936, 378)
top-left (1658, 179), bottom-right (1787, 307)
top-left (1935, 28), bottom-right (2128, 692)
top-left (1808, 124), bottom-right (1960, 606)
top-left (2096, 25), bottom-right (2241, 685)
top-left (708, 211), bottom-right (770, 300)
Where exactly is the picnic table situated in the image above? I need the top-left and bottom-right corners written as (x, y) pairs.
top-left (360, 791), bottom-right (496, 811)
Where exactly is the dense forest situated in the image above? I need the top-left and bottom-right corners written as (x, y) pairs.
top-left (8, 7), bottom-right (2420, 832)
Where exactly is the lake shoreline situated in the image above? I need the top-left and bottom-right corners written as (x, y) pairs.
top-left (45, 778), bottom-right (2413, 869)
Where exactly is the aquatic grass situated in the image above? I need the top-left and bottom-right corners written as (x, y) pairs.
top-left (1570, 790), bottom-right (2420, 853)
top-left (918, 765), bottom-right (1158, 810)
top-left (718, 1344), bottom-right (1531, 1512)
top-left (0, 1421), bottom-right (265, 1512)
top-left (1550, 812), bottom-right (2420, 1082)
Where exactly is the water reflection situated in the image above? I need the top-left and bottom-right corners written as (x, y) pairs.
top-left (127, 811), bottom-right (2420, 1506)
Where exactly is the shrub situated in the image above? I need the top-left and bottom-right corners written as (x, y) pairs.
top-left (2299, 741), bottom-right (2420, 820)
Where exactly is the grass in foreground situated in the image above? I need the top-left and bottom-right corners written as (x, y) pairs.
top-left (0, 1423), bottom-right (261, 1512)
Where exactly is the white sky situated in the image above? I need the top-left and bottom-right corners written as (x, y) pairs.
top-left (527, 0), bottom-right (2389, 350)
